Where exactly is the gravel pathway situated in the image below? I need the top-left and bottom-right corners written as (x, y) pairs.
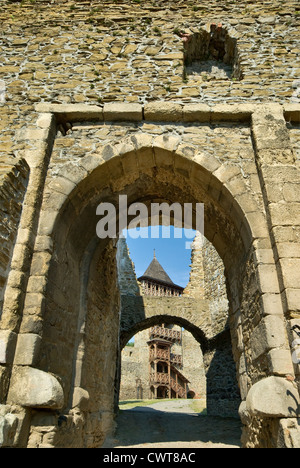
top-left (103, 400), bottom-right (242, 449)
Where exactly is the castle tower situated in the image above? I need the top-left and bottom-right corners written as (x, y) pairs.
top-left (148, 325), bottom-right (189, 399)
top-left (138, 251), bottom-right (184, 297)
top-left (139, 253), bottom-right (189, 399)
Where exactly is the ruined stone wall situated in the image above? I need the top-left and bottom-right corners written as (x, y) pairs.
top-left (0, 159), bottom-right (29, 317)
top-left (117, 238), bottom-right (141, 296)
top-left (183, 233), bottom-right (239, 415)
top-left (0, 0), bottom-right (299, 449)
top-left (203, 238), bottom-right (229, 336)
top-left (120, 329), bottom-right (151, 401)
top-left (0, 0), bottom-right (299, 164)
top-left (181, 330), bottom-right (206, 400)
top-left (184, 233), bottom-right (229, 336)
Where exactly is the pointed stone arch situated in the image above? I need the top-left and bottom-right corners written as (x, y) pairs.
top-left (4, 133), bottom-right (297, 448)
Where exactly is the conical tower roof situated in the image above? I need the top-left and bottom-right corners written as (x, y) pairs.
top-left (139, 250), bottom-right (174, 286)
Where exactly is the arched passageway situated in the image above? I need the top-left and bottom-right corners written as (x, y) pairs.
top-left (118, 315), bottom-right (240, 420)
top-left (4, 136), bottom-right (298, 448)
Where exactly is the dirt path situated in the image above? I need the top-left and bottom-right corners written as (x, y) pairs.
top-left (103, 400), bottom-right (242, 449)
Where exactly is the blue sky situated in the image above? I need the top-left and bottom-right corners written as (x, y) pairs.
top-left (123, 226), bottom-right (196, 288)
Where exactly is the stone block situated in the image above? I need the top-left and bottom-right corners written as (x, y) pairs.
top-left (256, 149), bottom-right (295, 165)
top-left (279, 259), bottom-right (300, 289)
top-left (47, 176), bottom-right (76, 196)
top-left (72, 387), bottom-right (90, 411)
top-left (0, 409), bottom-right (18, 448)
top-left (246, 376), bottom-right (300, 418)
top-left (153, 134), bottom-right (181, 153)
top-left (213, 164), bottom-right (241, 184)
top-left (279, 419), bottom-right (300, 449)
top-left (211, 104), bottom-right (253, 122)
top-left (36, 113), bottom-right (54, 130)
top-left (35, 103), bottom-right (104, 122)
top-left (37, 211), bottom-right (58, 237)
top-left (30, 252), bottom-right (51, 277)
top-left (193, 153), bottom-right (220, 175)
top-left (254, 249), bottom-right (275, 265)
top-left (24, 145), bottom-right (49, 170)
top-left (261, 293), bottom-right (284, 316)
top-left (267, 348), bottom-right (294, 376)
top-left (251, 104), bottom-right (284, 126)
top-left (8, 366), bottom-right (64, 409)
top-left (245, 212), bottom-right (269, 240)
top-left (269, 203), bottom-right (300, 226)
top-left (144, 102), bottom-right (183, 122)
top-left (6, 270), bottom-right (27, 290)
top-left (183, 104), bottom-right (210, 122)
top-left (257, 264), bottom-right (280, 294)
top-left (282, 184), bottom-right (300, 203)
top-left (285, 289), bottom-right (300, 314)
top-left (34, 235), bottom-right (53, 253)
top-left (276, 243), bottom-right (300, 259)
top-left (14, 333), bottom-right (41, 366)
top-left (250, 315), bottom-right (287, 361)
top-left (103, 103), bottom-right (143, 122)
top-left (0, 330), bottom-right (17, 365)
top-left (284, 104), bottom-right (300, 123)
top-left (25, 128), bottom-right (51, 142)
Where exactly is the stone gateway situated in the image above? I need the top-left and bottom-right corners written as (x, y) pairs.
top-left (0, 0), bottom-right (299, 449)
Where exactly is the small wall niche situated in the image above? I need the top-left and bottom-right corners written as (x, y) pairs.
top-left (184, 24), bottom-right (242, 81)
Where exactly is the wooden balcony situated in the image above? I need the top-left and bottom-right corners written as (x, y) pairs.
top-left (149, 372), bottom-right (187, 398)
top-left (170, 353), bottom-right (183, 367)
top-left (149, 348), bottom-right (183, 367)
top-left (150, 372), bottom-right (170, 385)
top-left (149, 326), bottom-right (181, 343)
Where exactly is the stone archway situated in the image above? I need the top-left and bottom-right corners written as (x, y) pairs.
top-left (118, 314), bottom-right (240, 420)
top-left (2, 116), bottom-right (299, 448)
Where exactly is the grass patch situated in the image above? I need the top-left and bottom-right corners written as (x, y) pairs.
top-left (119, 399), bottom-right (172, 410)
top-left (189, 399), bottom-right (207, 415)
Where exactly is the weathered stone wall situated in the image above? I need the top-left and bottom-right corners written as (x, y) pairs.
top-left (0, 0), bottom-right (299, 165)
top-left (0, 101), bottom-right (298, 448)
top-left (182, 232), bottom-right (239, 416)
top-left (184, 233), bottom-right (229, 336)
top-left (117, 238), bottom-right (141, 296)
top-left (120, 329), bottom-right (153, 401)
top-left (181, 330), bottom-right (206, 401)
top-left (0, 159), bottom-right (29, 317)
top-left (203, 238), bottom-right (229, 336)
top-left (0, 0), bottom-right (299, 449)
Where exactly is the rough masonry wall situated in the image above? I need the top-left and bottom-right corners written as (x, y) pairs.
top-left (184, 233), bottom-right (229, 336)
top-left (120, 329), bottom-right (152, 401)
top-left (0, 0), bottom-right (300, 450)
top-left (181, 330), bottom-right (206, 400)
top-left (203, 238), bottom-right (229, 336)
top-left (117, 238), bottom-right (141, 296)
top-left (0, 0), bottom-right (299, 164)
top-left (0, 159), bottom-right (29, 317)
top-left (184, 232), bottom-right (240, 417)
